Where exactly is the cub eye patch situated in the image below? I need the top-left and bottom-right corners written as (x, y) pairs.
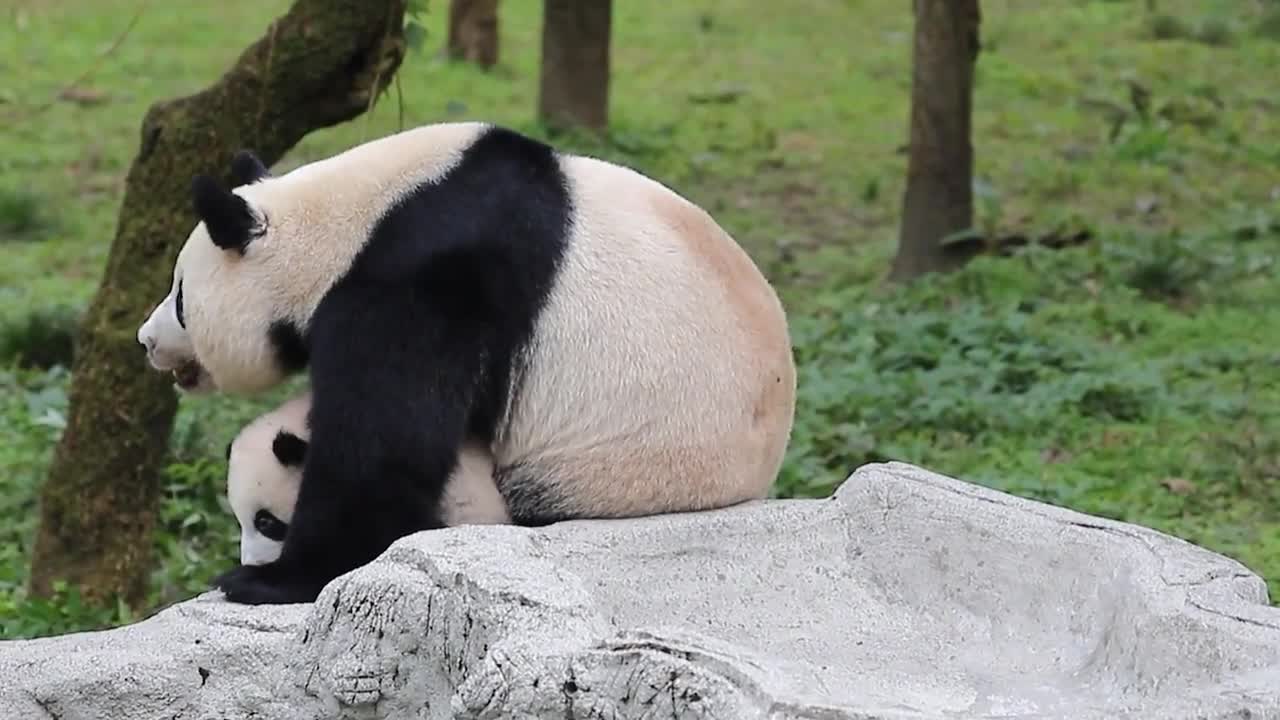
top-left (175, 279), bottom-right (185, 329)
top-left (253, 509), bottom-right (288, 541)
top-left (271, 430), bottom-right (308, 467)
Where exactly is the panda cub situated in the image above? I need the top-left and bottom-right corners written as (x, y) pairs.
top-left (138, 122), bottom-right (797, 605)
top-left (226, 393), bottom-right (508, 567)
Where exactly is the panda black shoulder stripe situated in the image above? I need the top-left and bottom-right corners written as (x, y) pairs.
top-left (314, 123), bottom-right (575, 448)
top-left (353, 125), bottom-right (574, 267)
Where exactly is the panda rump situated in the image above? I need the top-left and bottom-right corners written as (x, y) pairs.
top-left (157, 122), bottom-right (797, 605)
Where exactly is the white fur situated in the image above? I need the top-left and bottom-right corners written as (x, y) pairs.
top-left (494, 155), bottom-right (795, 514)
top-left (142, 122), bottom-right (796, 520)
top-left (136, 265), bottom-right (217, 393)
top-left (227, 392), bottom-right (509, 566)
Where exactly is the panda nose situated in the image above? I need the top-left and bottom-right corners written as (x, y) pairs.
top-left (142, 336), bottom-right (156, 352)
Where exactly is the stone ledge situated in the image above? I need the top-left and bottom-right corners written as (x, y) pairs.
top-left (2, 461), bottom-right (1277, 719)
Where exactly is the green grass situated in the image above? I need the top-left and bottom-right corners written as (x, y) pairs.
top-left (1, 0), bottom-right (1278, 638)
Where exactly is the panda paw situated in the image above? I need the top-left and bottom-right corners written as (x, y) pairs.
top-left (213, 562), bottom-right (326, 605)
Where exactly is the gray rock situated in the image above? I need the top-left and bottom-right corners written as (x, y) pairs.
top-left (2, 461), bottom-right (1278, 719)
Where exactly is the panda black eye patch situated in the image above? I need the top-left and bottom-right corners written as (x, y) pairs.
top-left (175, 279), bottom-right (185, 329)
top-left (253, 509), bottom-right (288, 541)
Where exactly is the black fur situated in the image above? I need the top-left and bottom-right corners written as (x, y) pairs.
top-left (272, 430), bottom-right (308, 467)
top-left (213, 126), bottom-right (572, 605)
top-left (230, 150), bottom-right (270, 187)
top-left (254, 509), bottom-right (288, 542)
top-left (494, 463), bottom-right (576, 526)
top-left (268, 320), bottom-right (309, 374)
top-left (191, 175), bottom-right (260, 254)
top-left (174, 279), bottom-right (185, 328)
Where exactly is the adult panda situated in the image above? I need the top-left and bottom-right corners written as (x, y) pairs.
top-left (137, 121), bottom-right (796, 604)
top-left (226, 392), bottom-right (508, 567)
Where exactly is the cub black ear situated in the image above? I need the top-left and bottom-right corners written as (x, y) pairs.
top-left (271, 430), bottom-right (309, 468)
top-left (229, 150), bottom-right (270, 187)
top-left (191, 174), bottom-right (258, 254)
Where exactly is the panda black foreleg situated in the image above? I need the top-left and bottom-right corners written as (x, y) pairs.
top-left (213, 463), bottom-right (451, 605)
top-left (213, 460), bottom-right (452, 604)
top-left (214, 283), bottom-right (484, 605)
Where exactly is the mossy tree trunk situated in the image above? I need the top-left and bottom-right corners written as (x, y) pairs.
top-left (446, 0), bottom-right (499, 69)
top-left (537, 0), bottom-right (612, 131)
top-left (890, 0), bottom-right (982, 282)
top-left (28, 0), bottom-right (410, 609)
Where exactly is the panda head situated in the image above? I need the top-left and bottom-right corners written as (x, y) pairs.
top-left (136, 149), bottom-right (313, 395)
top-left (138, 126), bottom-right (491, 395)
top-left (226, 412), bottom-right (310, 566)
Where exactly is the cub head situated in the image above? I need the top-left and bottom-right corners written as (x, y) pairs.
top-left (136, 149), bottom-right (313, 395)
top-left (226, 395), bottom-right (311, 565)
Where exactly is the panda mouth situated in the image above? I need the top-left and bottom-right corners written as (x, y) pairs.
top-left (173, 361), bottom-right (204, 390)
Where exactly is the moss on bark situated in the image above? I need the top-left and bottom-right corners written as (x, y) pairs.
top-left (28, 0), bottom-right (410, 608)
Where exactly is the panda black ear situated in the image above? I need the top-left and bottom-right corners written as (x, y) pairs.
top-left (272, 430), bottom-right (308, 467)
top-left (192, 174), bottom-right (259, 255)
top-left (229, 150), bottom-right (270, 187)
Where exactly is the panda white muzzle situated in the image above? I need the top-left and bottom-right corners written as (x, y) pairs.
top-left (137, 300), bottom-right (214, 393)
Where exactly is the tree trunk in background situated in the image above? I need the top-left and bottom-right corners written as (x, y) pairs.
top-left (446, 0), bottom-right (499, 69)
top-left (890, 0), bottom-right (982, 282)
top-left (537, 0), bottom-right (611, 131)
top-left (28, 0), bottom-right (410, 609)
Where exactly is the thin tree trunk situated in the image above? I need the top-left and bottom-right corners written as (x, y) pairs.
top-left (890, 0), bottom-right (982, 282)
top-left (446, 0), bottom-right (499, 69)
top-left (28, 0), bottom-right (409, 609)
top-left (537, 0), bottom-right (611, 131)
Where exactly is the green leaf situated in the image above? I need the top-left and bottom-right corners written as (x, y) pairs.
top-left (404, 21), bottom-right (427, 53)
